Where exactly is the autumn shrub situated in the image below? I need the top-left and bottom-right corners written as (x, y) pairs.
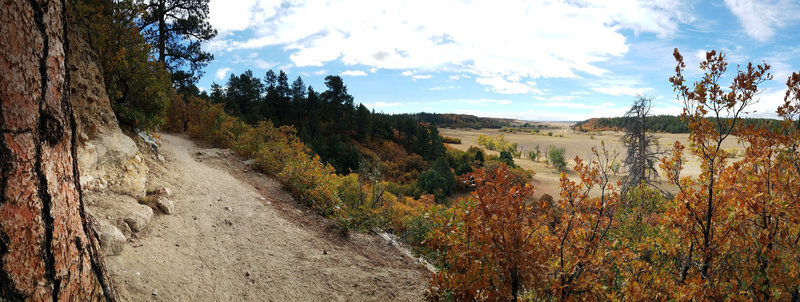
top-left (476, 134), bottom-right (520, 157)
top-left (427, 165), bottom-right (546, 301)
top-left (607, 183), bottom-right (676, 297)
top-left (166, 97), bottom-right (447, 259)
top-left (441, 136), bottom-right (461, 144)
top-left (657, 49), bottom-right (800, 300)
top-left (73, 0), bottom-right (173, 131)
top-left (388, 194), bottom-right (442, 251)
top-left (482, 160), bottom-right (531, 185)
top-left (542, 143), bottom-right (621, 300)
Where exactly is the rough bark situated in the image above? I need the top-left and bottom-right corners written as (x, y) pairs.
top-left (0, 0), bottom-right (117, 300)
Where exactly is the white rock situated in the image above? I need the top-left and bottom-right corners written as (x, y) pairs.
top-left (124, 204), bottom-right (154, 232)
top-left (224, 206), bottom-right (232, 211)
top-left (96, 219), bottom-right (126, 256)
top-left (155, 197), bottom-right (174, 215)
top-left (78, 131), bottom-right (147, 196)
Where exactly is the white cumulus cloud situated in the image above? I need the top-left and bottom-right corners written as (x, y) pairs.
top-left (207, 0), bottom-right (691, 94)
top-left (341, 70), bottom-right (367, 76)
top-left (215, 67), bottom-right (232, 80)
top-left (724, 0), bottom-right (800, 41)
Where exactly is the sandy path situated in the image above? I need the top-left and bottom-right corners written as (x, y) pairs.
top-left (106, 133), bottom-right (427, 301)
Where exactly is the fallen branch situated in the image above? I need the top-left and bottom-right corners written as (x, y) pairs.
top-left (372, 228), bottom-right (437, 273)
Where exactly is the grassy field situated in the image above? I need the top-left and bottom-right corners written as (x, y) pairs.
top-left (440, 122), bottom-right (746, 198)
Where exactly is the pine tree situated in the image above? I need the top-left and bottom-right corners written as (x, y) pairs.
top-left (1, 1), bottom-right (117, 299)
top-left (140, 0), bottom-right (217, 80)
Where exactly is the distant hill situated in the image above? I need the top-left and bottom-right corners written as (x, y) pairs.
top-left (574, 115), bottom-right (781, 134)
top-left (404, 112), bottom-right (514, 129)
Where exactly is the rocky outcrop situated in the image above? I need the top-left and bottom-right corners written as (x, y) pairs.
top-left (68, 26), bottom-right (147, 197)
top-left (68, 25), bottom-right (164, 258)
top-left (77, 131), bottom-right (148, 195)
top-left (84, 193), bottom-right (154, 237)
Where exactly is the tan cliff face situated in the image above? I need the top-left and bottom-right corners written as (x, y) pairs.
top-left (67, 25), bottom-right (147, 197)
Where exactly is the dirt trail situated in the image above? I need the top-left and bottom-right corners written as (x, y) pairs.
top-left (105, 133), bottom-right (427, 301)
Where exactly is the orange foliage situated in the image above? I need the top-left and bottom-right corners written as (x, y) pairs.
top-left (662, 49), bottom-right (800, 300)
top-left (165, 96), bottom-right (438, 238)
top-left (427, 165), bottom-right (547, 301)
top-left (546, 142), bottom-right (620, 300)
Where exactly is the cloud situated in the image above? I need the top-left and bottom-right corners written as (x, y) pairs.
top-left (724, 0), bottom-right (800, 41)
top-left (215, 67), bottom-right (232, 80)
top-left (466, 99), bottom-right (512, 105)
top-left (412, 74), bottom-right (432, 80)
top-left (590, 76), bottom-right (653, 96)
top-left (207, 0), bottom-right (691, 93)
top-left (429, 85), bottom-right (455, 91)
top-left (299, 69), bottom-right (328, 77)
top-left (341, 70), bottom-right (367, 76)
top-left (548, 95), bottom-right (579, 102)
top-left (475, 75), bottom-right (540, 94)
top-left (209, 0), bottom-right (281, 34)
top-left (742, 86), bottom-right (788, 118)
top-left (592, 86), bottom-right (653, 96)
top-left (254, 59), bottom-right (278, 69)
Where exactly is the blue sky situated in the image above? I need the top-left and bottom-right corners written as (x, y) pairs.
top-left (198, 0), bottom-right (800, 121)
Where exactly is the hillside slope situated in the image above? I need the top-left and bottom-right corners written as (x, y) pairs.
top-left (104, 133), bottom-right (427, 301)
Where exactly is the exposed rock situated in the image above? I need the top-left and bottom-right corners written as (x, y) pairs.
top-left (85, 193), bottom-right (154, 235)
top-left (155, 197), bottom-right (174, 215)
top-left (154, 187), bottom-right (173, 197)
top-left (195, 148), bottom-right (233, 160)
top-left (96, 219), bottom-right (126, 256)
top-left (124, 205), bottom-right (154, 232)
top-left (69, 25), bottom-right (148, 197)
top-left (78, 131), bottom-right (148, 196)
top-left (137, 130), bottom-right (160, 151)
top-left (68, 26), bottom-right (119, 141)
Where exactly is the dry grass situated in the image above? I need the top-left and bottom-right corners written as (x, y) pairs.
top-left (440, 125), bottom-right (746, 198)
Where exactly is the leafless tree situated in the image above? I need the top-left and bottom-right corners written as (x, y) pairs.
top-left (621, 96), bottom-right (664, 199)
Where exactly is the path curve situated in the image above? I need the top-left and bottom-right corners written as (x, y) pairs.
top-left (106, 133), bottom-right (427, 301)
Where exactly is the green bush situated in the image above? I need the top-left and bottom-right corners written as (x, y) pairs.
top-left (547, 146), bottom-right (567, 171)
top-left (417, 169), bottom-right (448, 203)
top-left (455, 163), bottom-right (473, 175)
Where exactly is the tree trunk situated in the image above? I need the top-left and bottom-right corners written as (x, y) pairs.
top-left (158, 0), bottom-right (166, 65)
top-left (0, 0), bottom-right (117, 300)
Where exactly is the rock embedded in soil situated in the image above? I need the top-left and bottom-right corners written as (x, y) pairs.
top-left (124, 204), bottom-right (154, 232)
top-left (97, 219), bottom-right (126, 256)
top-left (155, 197), bottom-right (175, 215)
